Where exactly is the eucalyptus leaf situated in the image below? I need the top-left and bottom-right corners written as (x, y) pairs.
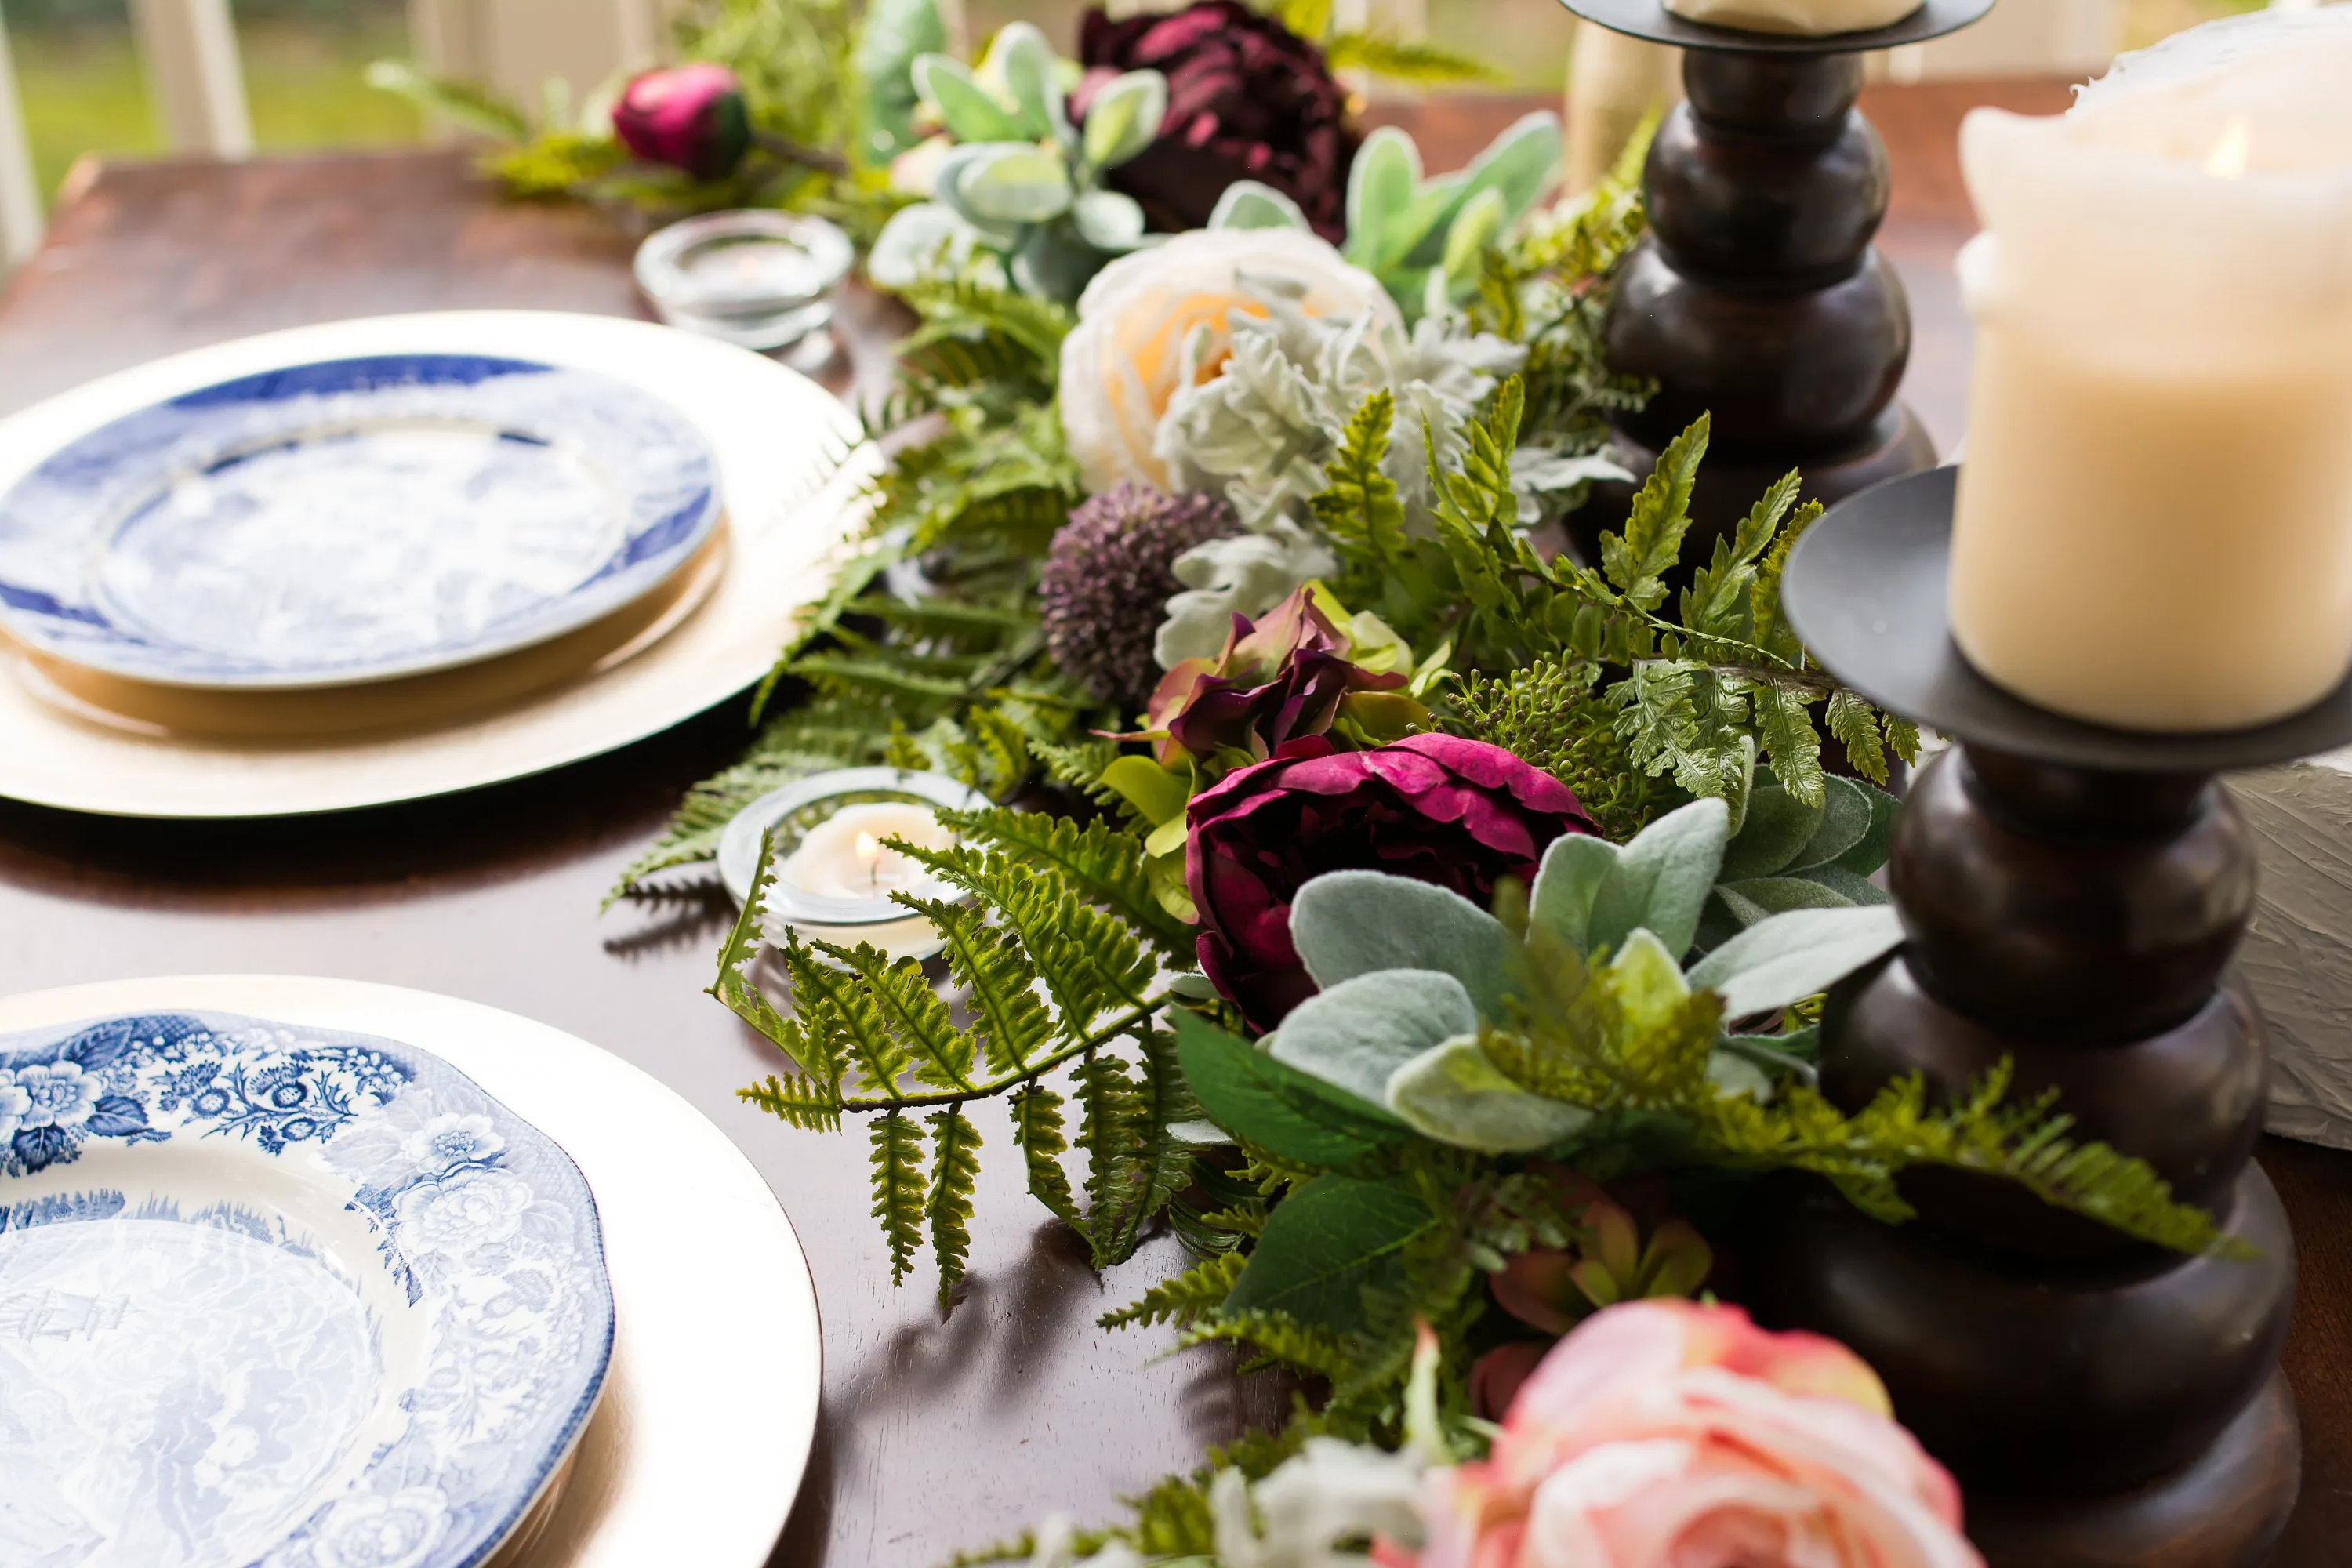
top-left (1222, 1173), bottom-right (1433, 1332)
top-left (1081, 69), bottom-right (1167, 171)
top-left (1175, 1011), bottom-right (1407, 1171)
top-left (913, 54), bottom-right (1028, 143)
top-left (1343, 126), bottom-right (1421, 270)
top-left (987, 21), bottom-right (1064, 139)
top-left (1587, 798), bottom-right (1730, 963)
top-left (1716, 876), bottom-right (1852, 916)
top-left (1209, 180), bottom-right (1311, 231)
top-left (1800, 865), bottom-right (1888, 905)
top-left (1071, 188), bottom-right (1147, 251)
top-left (1686, 906), bottom-right (1904, 1021)
top-left (1530, 833), bottom-right (1618, 955)
top-left (956, 144), bottom-right (1075, 225)
top-left (1290, 871), bottom-right (1513, 1020)
top-left (1270, 971), bottom-right (1479, 1107)
top-left (1385, 1035), bottom-right (1592, 1153)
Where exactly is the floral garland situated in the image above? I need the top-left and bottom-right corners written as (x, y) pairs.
top-left (502, 5), bottom-right (2257, 1563)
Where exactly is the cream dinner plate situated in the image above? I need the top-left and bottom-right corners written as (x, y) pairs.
top-left (0, 312), bottom-right (875, 818)
top-left (0, 975), bottom-right (822, 1568)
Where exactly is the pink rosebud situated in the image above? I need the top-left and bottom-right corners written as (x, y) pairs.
top-left (612, 63), bottom-right (751, 181)
top-left (1414, 1301), bottom-right (1982, 1568)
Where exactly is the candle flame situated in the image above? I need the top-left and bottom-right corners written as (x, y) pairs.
top-left (2205, 117), bottom-right (2252, 180)
top-left (855, 831), bottom-right (883, 862)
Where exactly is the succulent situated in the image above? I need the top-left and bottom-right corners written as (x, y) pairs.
top-left (867, 21), bottom-right (1169, 300)
top-left (1039, 483), bottom-right (1239, 708)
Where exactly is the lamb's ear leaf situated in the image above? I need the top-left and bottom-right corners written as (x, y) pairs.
top-left (1291, 871), bottom-right (1514, 1019)
top-left (1530, 833), bottom-right (1618, 954)
top-left (913, 55), bottom-right (1027, 143)
top-left (1829, 779), bottom-right (1903, 878)
top-left (1385, 1035), bottom-right (1592, 1154)
top-left (1718, 784), bottom-right (1821, 881)
top-left (1269, 971), bottom-right (1479, 1109)
top-left (1607, 927), bottom-right (1693, 1033)
top-left (1782, 775), bottom-right (1876, 874)
top-left (1174, 1010), bottom-right (1408, 1170)
top-left (1210, 179), bottom-right (1312, 230)
top-left (1685, 906), bottom-right (1904, 1021)
top-left (1587, 798), bottom-right (1730, 963)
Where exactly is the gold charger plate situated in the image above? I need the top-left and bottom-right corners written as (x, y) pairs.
top-left (0, 974), bottom-right (823, 1568)
top-left (0, 311), bottom-right (873, 818)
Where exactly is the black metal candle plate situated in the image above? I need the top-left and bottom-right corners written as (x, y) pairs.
top-left (1780, 466), bottom-right (2352, 772)
top-left (1559, 0), bottom-right (1994, 55)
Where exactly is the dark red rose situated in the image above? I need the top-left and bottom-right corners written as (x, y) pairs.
top-left (1469, 1340), bottom-right (1551, 1423)
top-left (613, 63), bottom-right (751, 181)
top-left (1185, 734), bottom-right (1600, 1030)
top-left (1072, 1), bottom-right (1358, 243)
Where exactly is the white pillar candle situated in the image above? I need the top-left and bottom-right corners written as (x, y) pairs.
top-left (774, 801), bottom-right (960, 964)
top-left (1948, 11), bottom-right (2352, 731)
top-left (1664, 0), bottom-right (1922, 36)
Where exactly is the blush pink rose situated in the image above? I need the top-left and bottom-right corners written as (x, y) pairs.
top-left (1406, 1300), bottom-right (1981, 1568)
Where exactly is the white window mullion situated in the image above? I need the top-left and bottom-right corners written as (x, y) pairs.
top-left (0, 8), bottom-right (41, 265)
top-left (129, 0), bottom-right (254, 158)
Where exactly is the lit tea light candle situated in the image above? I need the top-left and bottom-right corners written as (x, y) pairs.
top-left (1948, 10), bottom-right (2352, 731)
top-left (1664, 0), bottom-right (1922, 35)
top-left (717, 769), bottom-right (992, 967)
top-left (634, 211), bottom-right (853, 351)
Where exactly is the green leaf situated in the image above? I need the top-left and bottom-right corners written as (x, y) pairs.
top-left (1103, 1250), bottom-right (1247, 1330)
top-left (934, 805), bottom-right (1196, 953)
top-left (1718, 784), bottom-right (1824, 882)
top-left (1323, 31), bottom-right (1506, 86)
top-left (1277, 0), bottom-right (1334, 38)
top-left (1749, 681), bottom-right (1824, 809)
top-left (1831, 782), bottom-right (1900, 878)
top-left (1082, 70), bottom-right (1168, 171)
top-left (987, 21), bottom-right (1064, 139)
top-left (1290, 872), bottom-right (1515, 1020)
top-left (1385, 1035), bottom-right (1592, 1153)
top-left (1177, 1011), bottom-right (1409, 1168)
top-left (869, 1114), bottom-right (929, 1286)
top-left (1784, 775), bottom-right (1876, 874)
top-left (1686, 906), bottom-right (1904, 1020)
top-left (1099, 755), bottom-right (1192, 828)
top-left (1530, 833), bottom-right (1619, 953)
top-left (1751, 498), bottom-right (1823, 664)
top-left (920, 898), bottom-right (1057, 1075)
top-left (1824, 688), bottom-right (1891, 787)
top-left (1221, 1174), bottom-right (1435, 1334)
top-left (927, 1108), bottom-right (983, 1302)
top-left (913, 54), bottom-right (1028, 143)
top-left (952, 144), bottom-right (1074, 225)
top-left (1343, 125), bottom-right (1422, 270)
top-left (1312, 390), bottom-right (1409, 567)
top-left (1269, 971), bottom-right (1480, 1109)
top-left (1587, 797), bottom-right (1730, 963)
top-left (365, 60), bottom-right (530, 141)
top-left (1716, 876), bottom-right (1854, 919)
top-left (1209, 180), bottom-right (1311, 230)
top-left (1439, 185), bottom-right (1509, 291)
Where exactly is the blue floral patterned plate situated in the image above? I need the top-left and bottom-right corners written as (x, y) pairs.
top-left (0, 354), bottom-right (720, 689)
top-left (0, 1009), bottom-right (614, 1568)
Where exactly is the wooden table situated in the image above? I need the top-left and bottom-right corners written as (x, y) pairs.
top-left (1, 85), bottom-right (2347, 1566)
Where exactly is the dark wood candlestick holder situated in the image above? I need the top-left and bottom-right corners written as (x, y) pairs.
top-left (1757, 466), bottom-right (2352, 1566)
top-left (1555, 0), bottom-right (1989, 568)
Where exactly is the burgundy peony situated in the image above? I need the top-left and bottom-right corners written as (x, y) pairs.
top-left (1186, 734), bottom-right (1600, 1030)
top-left (612, 63), bottom-right (751, 181)
top-left (1073, 2), bottom-right (1358, 243)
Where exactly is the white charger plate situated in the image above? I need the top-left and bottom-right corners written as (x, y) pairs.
top-left (0, 312), bottom-right (875, 818)
top-left (0, 976), bottom-right (822, 1568)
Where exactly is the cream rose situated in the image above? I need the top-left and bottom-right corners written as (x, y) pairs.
top-left (1665, 0), bottom-right (1922, 35)
top-left (1409, 1300), bottom-right (1980, 1568)
top-left (1057, 227), bottom-right (1397, 495)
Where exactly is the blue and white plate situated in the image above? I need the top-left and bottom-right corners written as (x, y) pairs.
top-left (0, 1009), bottom-right (614, 1568)
top-left (0, 354), bottom-right (720, 689)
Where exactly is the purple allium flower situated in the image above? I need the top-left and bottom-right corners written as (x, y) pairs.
top-left (1040, 483), bottom-right (1240, 709)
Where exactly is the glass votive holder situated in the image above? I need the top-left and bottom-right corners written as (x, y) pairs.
top-left (717, 768), bottom-right (991, 966)
top-left (633, 211), bottom-right (854, 352)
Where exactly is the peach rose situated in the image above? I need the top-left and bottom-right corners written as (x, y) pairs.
top-left (1409, 1301), bottom-right (1980, 1568)
top-left (1056, 227), bottom-right (1396, 494)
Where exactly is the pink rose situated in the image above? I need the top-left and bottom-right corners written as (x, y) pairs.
top-left (1411, 1301), bottom-right (1980, 1568)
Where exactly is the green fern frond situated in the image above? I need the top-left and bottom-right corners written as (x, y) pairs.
top-left (935, 807), bottom-right (1195, 953)
top-left (917, 896), bottom-right (1059, 1076)
top-left (1176, 1308), bottom-right (1352, 1381)
top-left (1601, 413), bottom-right (1708, 609)
top-left (1311, 390), bottom-right (1407, 569)
top-left (1013, 1083), bottom-right (1086, 1230)
top-left (1078, 1050), bottom-right (1149, 1263)
top-left (1324, 31), bottom-right (1504, 85)
top-left (1104, 1250), bottom-right (1247, 1330)
top-left (1824, 688), bottom-right (1890, 787)
top-left (783, 938), bottom-right (913, 1097)
top-left (739, 1073), bottom-right (845, 1132)
top-left (869, 1113), bottom-right (929, 1286)
top-left (926, 1108), bottom-right (984, 1302)
top-left (823, 940), bottom-right (978, 1094)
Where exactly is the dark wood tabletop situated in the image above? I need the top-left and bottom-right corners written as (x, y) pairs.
top-left (1, 83), bottom-right (2346, 1566)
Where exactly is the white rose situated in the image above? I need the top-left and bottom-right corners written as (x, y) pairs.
top-left (1664, 0), bottom-right (1922, 35)
top-left (1057, 228), bottom-right (1397, 495)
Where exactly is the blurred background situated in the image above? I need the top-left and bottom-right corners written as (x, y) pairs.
top-left (0, 0), bottom-right (2297, 219)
